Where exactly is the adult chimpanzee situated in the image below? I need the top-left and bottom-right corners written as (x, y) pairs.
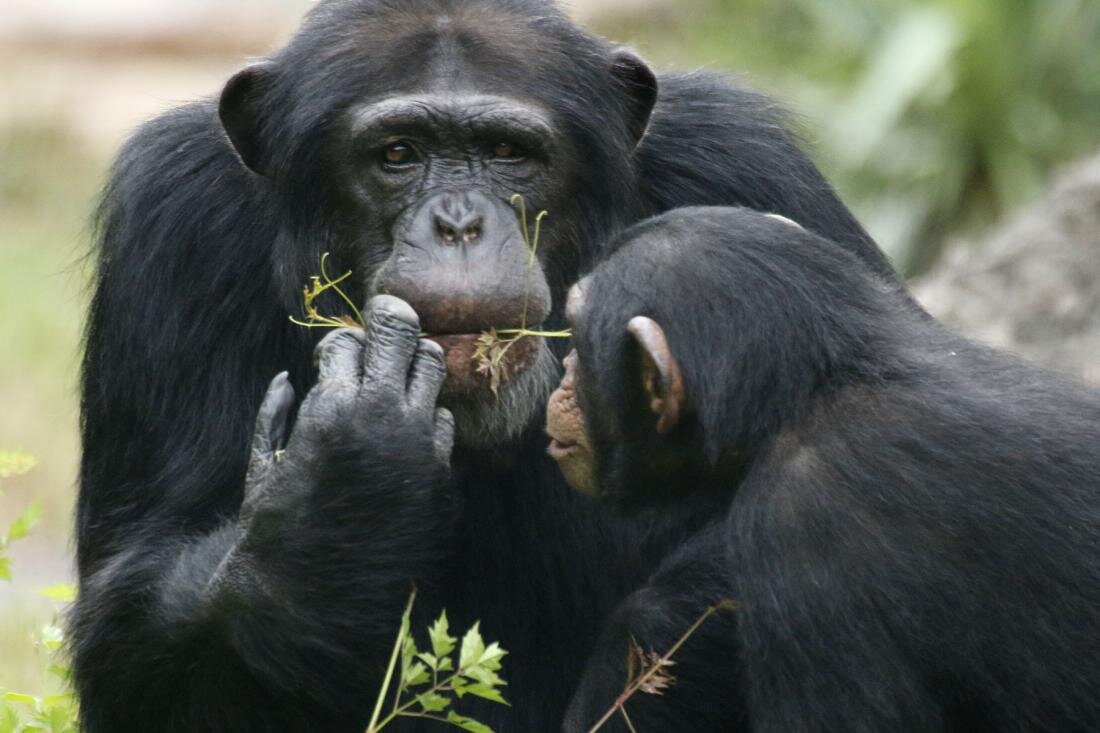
top-left (73, 0), bottom-right (888, 730)
top-left (548, 206), bottom-right (1100, 731)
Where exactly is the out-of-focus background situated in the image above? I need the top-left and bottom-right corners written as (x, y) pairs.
top-left (1, 0), bottom-right (1098, 692)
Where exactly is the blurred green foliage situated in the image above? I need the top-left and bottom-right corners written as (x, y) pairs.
top-left (598, 0), bottom-right (1100, 274)
top-left (0, 121), bottom-right (97, 693)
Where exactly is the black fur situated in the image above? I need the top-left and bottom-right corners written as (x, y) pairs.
top-left (72, 1), bottom-right (886, 730)
top-left (568, 207), bottom-right (1100, 731)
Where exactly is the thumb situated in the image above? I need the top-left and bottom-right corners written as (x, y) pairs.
top-left (247, 372), bottom-right (296, 483)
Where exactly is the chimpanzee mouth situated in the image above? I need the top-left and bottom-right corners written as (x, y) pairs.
top-left (428, 330), bottom-right (544, 397)
top-left (546, 436), bottom-right (579, 460)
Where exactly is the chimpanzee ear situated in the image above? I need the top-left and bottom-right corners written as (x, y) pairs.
top-left (219, 62), bottom-right (278, 175)
top-left (627, 316), bottom-right (684, 435)
top-left (610, 50), bottom-right (658, 147)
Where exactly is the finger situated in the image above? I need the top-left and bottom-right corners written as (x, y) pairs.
top-left (361, 295), bottom-right (421, 391)
top-left (407, 339), bottom-right (448, 409)
top-left (248, 372), bottom-right (296, 479)
top-left (314, 328), bottom-right (366, 383)
top-left (433, 407), bottom-right (455, 466)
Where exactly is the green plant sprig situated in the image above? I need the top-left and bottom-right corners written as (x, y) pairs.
top-left (366, 590), bottom-right (509, 733)
top-left (288, 253), bottom-right (367, 330)
top-left (470, 195), bottom-right (570, 394)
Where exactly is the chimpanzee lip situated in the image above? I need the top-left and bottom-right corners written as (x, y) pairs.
top-left (546, 436), bottom-right (578, 460)
top-left (426, 331), bottom-right (543, 396)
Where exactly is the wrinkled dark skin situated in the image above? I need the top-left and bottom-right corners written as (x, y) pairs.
top-left (235, 84), bottom-right (562, 396)
top-left (207, 295), bottom-right (457, 644)
top-left (340, 94), bottom-right (559, 342)
top-left (237, 295), bottom-right (454, 550)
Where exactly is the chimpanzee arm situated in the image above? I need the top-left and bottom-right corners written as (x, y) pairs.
top-left (564, 524), bottom-right (746, 732)
top-left (72, 108), bottom-right (455, 732)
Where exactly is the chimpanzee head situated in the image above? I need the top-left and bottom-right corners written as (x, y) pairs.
top-left (216, 0), bottom-right (658, 446)
top-left (546, 207), bottom-right (894, 507)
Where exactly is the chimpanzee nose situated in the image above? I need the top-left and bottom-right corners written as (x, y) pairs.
top-left (432, 193), bottom-right (484, 246)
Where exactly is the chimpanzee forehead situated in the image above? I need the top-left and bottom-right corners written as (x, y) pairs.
top-left (348, 94), bottom-right (555, 139)
top-left (343, 6), bottom-right (576, 94)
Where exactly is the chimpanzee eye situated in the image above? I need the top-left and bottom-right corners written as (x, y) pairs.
top-left (381, 141), bottom-right (420, 168)
top-left (491, 141), bottom-right (524, 160)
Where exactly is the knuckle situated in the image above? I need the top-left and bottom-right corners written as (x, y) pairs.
top-left (315, 328), bottom-right (364, 362)
top-left (418, 338), bottom-right (445, 360)
top-left (374, 305), bottom-right (415, 330)
top-left (435, 409), bottom-right (456, 443)
top-left (367, 295), bottom-right (419, 329)
top-left (367, 324), bottom-right (416, 354)
top-left (420, 351), bottom-right (448, 377)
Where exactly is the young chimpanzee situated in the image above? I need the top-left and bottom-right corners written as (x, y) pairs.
top-left (549, 206), bottom-right (1100, 731)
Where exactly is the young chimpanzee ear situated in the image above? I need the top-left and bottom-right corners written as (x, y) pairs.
top-left (627, 316), bottom-right (685, 435)
top-left (610, 50), bottom-right (658, 147)
top-left (219, 61), bottom-right (278, 175)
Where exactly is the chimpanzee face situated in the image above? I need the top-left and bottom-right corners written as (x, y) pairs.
top-left (546, 280), bottom-right (689, 501)
top-left (336, 91), bottom-right (567, 396)
top-left (217, 2), bottom-right (658, 446)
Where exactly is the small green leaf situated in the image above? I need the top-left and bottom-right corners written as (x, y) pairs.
top-left (40, 624), bottom-right (64, 652)
top-left (42, 703), bottom-right (75, 733)
top-left (459, 682), bottom-right (508, 705)
top-left (477, 642), bottom-right (506, 671)
top-left (462, 665), bottom-right (505, 688)
top-left (0, 707), bottom-right (21, 733)
top-left (414, 690), bottom-right (450, 713)
top-left (3, 692), bottom-right (39, 707)
top-left (6, 501), bottom-right (42, 544)
top-left (458, 623), bottom-right (485, 672)
top-left (36, 585), bottom-right (77, 603)
top-left (46, 664), bottom-right (71, 683)
top-left (401, 630), bottom-right (418, 664)
top-left (0, 557), bottom-right (11, 582)
top-left (401, 662), bottom-right (429, 688)
top-left (445, 711), bottom-right (494, 733)
top-left (398, 632), bottom-right (420, 692)
top-left (0, 451), bottom-right (36, 480)
top-left (429, 611), bottom-right (457, 658)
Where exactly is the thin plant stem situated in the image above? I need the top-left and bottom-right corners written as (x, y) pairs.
top-left (510, 193), bottom-right (549, 331)
top-left (320, 253), bottom-right (366, 327)
top-left (619, 706), bottom-right (639, 733)
top-left (587, 601), bottom-right (735, 733)
top-left (366, 591), bottom-right (417, 733)
top-left (369, 651), bottom-right (488, 730)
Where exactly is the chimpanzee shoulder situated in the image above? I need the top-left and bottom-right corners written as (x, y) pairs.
top-left (81, 101), bottom-right (291, 574)
top-left (638, 73), bottom-right (892, 278)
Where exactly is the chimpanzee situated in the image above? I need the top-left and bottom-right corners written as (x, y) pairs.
top-left (548, 206), bottom-right (1100, 731)
top-left (72, 0), bottom-right (889, 730)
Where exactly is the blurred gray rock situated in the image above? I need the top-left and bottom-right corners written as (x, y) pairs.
top-left (914, 152), bottom-right (1100, 385)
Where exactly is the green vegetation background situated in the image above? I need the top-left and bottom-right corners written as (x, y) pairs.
top-left (1, 0), bottom-right (1098, 694)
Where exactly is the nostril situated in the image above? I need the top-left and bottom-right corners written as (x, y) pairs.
top-left (436, 217), bottom-right (458, 245)
top-left (463, 220), bottom-right (482, 244)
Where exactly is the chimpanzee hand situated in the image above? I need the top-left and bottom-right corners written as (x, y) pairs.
top-left (239, 295), bottom-right (455, 534)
